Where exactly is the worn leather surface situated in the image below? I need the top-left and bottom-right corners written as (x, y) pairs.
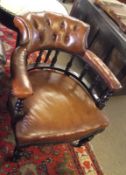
top-left (15, 70), bottom-right (109, 144)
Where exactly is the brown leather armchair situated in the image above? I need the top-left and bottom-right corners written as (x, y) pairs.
top-left (8, 12), bottom-right (121, 161)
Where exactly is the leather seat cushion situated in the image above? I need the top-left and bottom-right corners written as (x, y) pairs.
top-left (15, 69), bottom-right (109, 144)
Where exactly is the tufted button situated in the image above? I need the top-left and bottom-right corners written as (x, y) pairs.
top-left (39, 32), bottom-right (44, 41)
top-left (52, 33), bottom-right (57, 41)
top-left (45, 17), bottom-right (51, 26)
top-left (32, 19), bottom-right (38, 29)
top-left (73, 25), bottom-right (77, 31)
top-left (64, 34), bottom-right (70, 44)
top-left (60, 21), bottom-right (65, 29)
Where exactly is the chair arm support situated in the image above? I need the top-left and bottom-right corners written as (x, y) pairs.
top-left (84, 50), bottom-right (122, 91)
top-left (11, 46), bottom-right (33, 98)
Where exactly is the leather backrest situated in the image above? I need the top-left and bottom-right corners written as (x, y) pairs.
top-left (11, 12), bottom-right (122, 100)
top-left (14, 12), bottom-right (90, 54)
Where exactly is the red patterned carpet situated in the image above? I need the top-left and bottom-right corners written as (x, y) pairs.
top-left (0, 24), bottom-right (103, 175)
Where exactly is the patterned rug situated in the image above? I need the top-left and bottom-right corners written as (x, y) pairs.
top-left (0, 24), bottom-right (103, 175)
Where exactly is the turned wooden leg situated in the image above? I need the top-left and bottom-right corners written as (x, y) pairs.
top-left (12, 146), bottom-right (23, 162)
top-left (12, 146), bottom-right (31, 162)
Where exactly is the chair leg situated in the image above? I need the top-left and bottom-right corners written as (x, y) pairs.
top-left (12, 146), bottom-right (23, 162)
top-left (12, 146), bottom-right (31, 162)
top-left (71, 135), bottom-right (94, 147)
top-left (71, 140), bottom-right (81, 147)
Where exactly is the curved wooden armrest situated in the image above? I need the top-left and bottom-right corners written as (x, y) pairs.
top-left (11, 47), bottom-right (33, 98)
top-left (84, 50), bottom-right (122, 91)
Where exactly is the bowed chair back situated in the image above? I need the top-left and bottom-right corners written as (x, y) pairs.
top-left (8, 12), bottom-right (122, 161)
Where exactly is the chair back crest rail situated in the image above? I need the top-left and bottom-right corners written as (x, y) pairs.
top-left (11, 12), bottom-right (122, 109)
